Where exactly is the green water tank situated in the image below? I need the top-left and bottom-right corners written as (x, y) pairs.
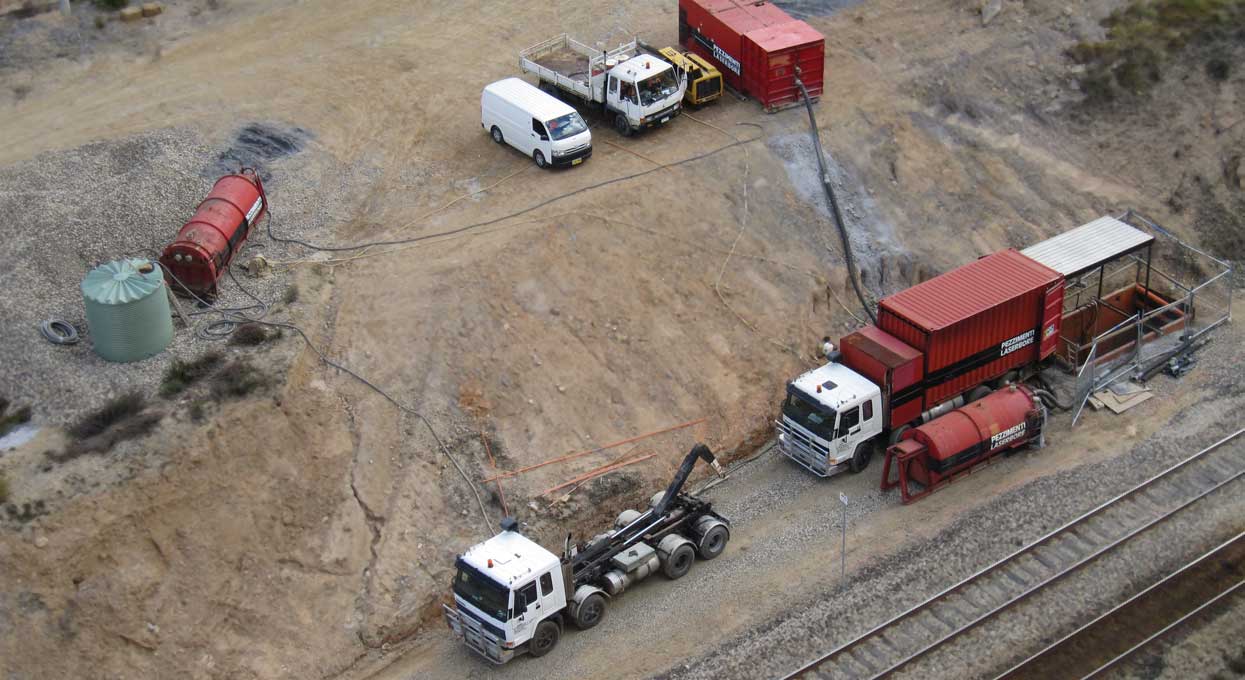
top-left (81, 259), bottom-right (174, 363)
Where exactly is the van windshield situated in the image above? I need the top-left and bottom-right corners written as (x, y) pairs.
top-left (546, 113), bottom-right (587, 141)
top-left (638, 69), bottom-right (678, 106)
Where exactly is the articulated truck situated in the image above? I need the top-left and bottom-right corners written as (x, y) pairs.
top-left (444, 444), bottom-right (729, 663)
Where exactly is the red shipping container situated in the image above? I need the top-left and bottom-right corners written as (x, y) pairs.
top-left (839, 324), bottom-right (923, 429)
top-left (877, 249), bottom-right (1065, 412)
top-left (679, 0), bottom-right (825, 111)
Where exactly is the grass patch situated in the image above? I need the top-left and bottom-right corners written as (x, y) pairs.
top-left (0, 398), bottom-right (32, 438)
top-left (161, 350), bottom-right (224, 397)
top-left (228, 322), bottom-right (275, 347)
top-left (0, 473), bottom-right (8, 505)
top-left (283, 284), bottom-right (300, 304)
top-left (1069, 0), bottom-right (1245, 101)
top-left (58, 392), bottom-right (161, 461)
top-left (68, 392), bottom-right (145, 440)
top-left (211, 360), bottom-right (269, 399)
top-left (93, 0), bottom-right (128, 9)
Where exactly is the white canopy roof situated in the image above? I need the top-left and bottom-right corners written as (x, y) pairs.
top-left (1022, 216), bottom-right (1154, 278)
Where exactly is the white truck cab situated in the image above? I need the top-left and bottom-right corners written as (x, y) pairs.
top-left (776, 362), bottom-right (884, 477)
top-left (446, 528), bottom-right (567, 664)
top-left (482, 77), bottom-right (593, 169)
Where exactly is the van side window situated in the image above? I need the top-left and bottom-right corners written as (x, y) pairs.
top-left (532, 118), bottom-right (548, 139)
top-left (862, 400), bottom-right (873, 421)
top-left (609, 76), bottom-right (618, 95)
top-left (839, 407), bottom-right (860, 434)
top-left (539, 572), bottom-right (553, 596)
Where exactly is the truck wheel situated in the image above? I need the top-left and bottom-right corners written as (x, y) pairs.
top-left (533, 150), bottom-right (548, 168)
top-left (614, 114), bottom-right (633, 137)
top-left (528, 620), bottom-right (560, 658)
top-left (696, 523), bottom-right (730, 560)
top-left (573, 592), bottom-right (606, 630)
top-left (849, 441), bottom-right (873, 473)
top-left (490, 126), bottom-right (503, 144)
top-left (663, 542), bottom-right (695, 579)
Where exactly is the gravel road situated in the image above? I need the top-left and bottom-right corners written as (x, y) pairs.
top-left (348, 325), bottom-right (1245, 680)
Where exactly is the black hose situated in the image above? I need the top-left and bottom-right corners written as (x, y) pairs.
top-left (793, 74), bottom-right (876, 326)
top-left (1031, 388), bottom-right (1072, 412)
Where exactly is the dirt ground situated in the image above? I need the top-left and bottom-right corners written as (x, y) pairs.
top-left (0, 0), bottom-right (1242, 678)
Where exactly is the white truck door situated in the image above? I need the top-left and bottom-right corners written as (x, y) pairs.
top-left (837, 405), bottom-right (863, 461)
top-left (606, 74), bottom-right (621, 113)
top-left (513, 580), bottom-right (539, 641)
top-left (538, 570), bottom-right (562, 613)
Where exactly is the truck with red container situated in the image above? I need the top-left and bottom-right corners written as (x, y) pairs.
top-left (777, 248), bottom-right (1065, 477)
top-left (678, 0), bottom-right (824, 111)
top-left (160, 169), bottom-right (268, 298)
top-left (882, 384), bottom-right (1048, 503)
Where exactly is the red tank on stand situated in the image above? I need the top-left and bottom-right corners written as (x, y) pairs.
top-left (881, 384), bottom-right (1046, 504)
top-left (160, 169), bottom-right (268, 298)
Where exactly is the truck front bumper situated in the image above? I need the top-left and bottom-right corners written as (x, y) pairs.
top-left (776, 421), bottom-right (846, 478)
top-left (551, 144), bottom-right (593, 167)
top-left (640, 104), bottom-right (681, 129)
top-left (443, 604), bottom-right (514, 664)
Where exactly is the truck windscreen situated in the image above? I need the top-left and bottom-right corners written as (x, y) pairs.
top-left (638, 70), bottom-right (678, 106)
top-left (547, 112), bottom-right (587, 141)
top-left (453, 560), bottom-right (510, 622)
top-left (782, 390), bottom-right (836, 440)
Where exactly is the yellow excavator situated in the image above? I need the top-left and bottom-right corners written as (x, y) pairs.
top-left (656, 46), bottom-right (724, 106)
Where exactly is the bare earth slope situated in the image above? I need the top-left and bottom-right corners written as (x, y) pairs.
top-left (0, 0), bottom-right (1240, 678)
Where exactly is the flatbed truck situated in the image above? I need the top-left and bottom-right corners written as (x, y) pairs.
top-left (519, 34), bottom-right (686, 136)
top-left (444, 444), bottom-right (729, 663)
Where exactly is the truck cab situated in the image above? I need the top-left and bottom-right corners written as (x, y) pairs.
top-left (603, 56), bottom-right (684, 135)
top-left (445, 530), bottom-right (567, 664)
top-left (776, 362), bottom-right (883, 477)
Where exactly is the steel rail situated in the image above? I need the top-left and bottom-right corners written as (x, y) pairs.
top-left (994, 531), bottom-right (1245, 680)
top-left (779, 427), bottom-right (1245, 679)
top-left (1079, 580), bottom-right (1245, 680)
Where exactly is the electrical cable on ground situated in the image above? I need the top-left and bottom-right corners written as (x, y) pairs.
top-left (794, 74), bottom-right (877, 325)
top-left (264, 132), bottom-right (763, 253)
top-left (157, 261), bottom-right (494, 536)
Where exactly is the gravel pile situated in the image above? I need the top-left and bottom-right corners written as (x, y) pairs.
top-left (0, 124), bottom-right (371, 426)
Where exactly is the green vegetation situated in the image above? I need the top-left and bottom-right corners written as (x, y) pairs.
top-left (0, 472), bottom-right (8, 504)
top-left (58, 392), bottom-right (161, 461)
top-left (92, 0), bottom-right (129, 9)
top-left (0, 397), bottom-right (32, 438)
top-left (1070, 0), bottom-right (1245, 101)
top-left (211, 360), bottom-right (269, 399)
top-left (283, 284), bottom-right (300, 304)
top-left (161, 350), bottom-right (224, 397)
top-left (228, 322), bottom-right (277, 347)
top-left (68, 392), bottom-right (145, 440)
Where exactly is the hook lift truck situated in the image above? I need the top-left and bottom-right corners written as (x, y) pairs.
top-left (443, 444), bottom-right (730, 663)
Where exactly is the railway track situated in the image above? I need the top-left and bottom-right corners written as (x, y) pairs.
top-left (780, 427), bottom-right (1245, 680)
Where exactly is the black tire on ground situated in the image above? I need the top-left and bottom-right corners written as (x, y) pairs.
top-left (888, 424), bottom-right (912, 446)
top-left (573, 592), bottom-right (606, 630)
top-left (967, 385), bottom-right (993, 403)
top-left (696, 524), bottom-right (730, 560)
top-left (528, 620), bottom-right (560, 658)
top-left (533, 150), bottom-right (547, 168)
top-left (490, 126), bottom-right (503, 144)
top-left (614, 114), bottom-right (633, 137)
top-left (663, 542), bottom-right (695, 579)
top-left (849, 440), bottom-right (873, 473)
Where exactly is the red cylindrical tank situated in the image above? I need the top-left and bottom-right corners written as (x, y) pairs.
top-left (881, 384), bottom-right (1046, 504)
top-left (160, 169), bottom-right (268, 298)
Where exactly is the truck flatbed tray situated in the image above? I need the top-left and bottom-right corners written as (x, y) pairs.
top-left (532, 47), bottom-right (591, 81)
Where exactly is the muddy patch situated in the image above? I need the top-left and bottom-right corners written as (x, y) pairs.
top-left (213, 122), bottom-right (312, 180)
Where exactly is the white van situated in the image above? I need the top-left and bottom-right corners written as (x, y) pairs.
top-left (481, 78), bottom-right (592, 169)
